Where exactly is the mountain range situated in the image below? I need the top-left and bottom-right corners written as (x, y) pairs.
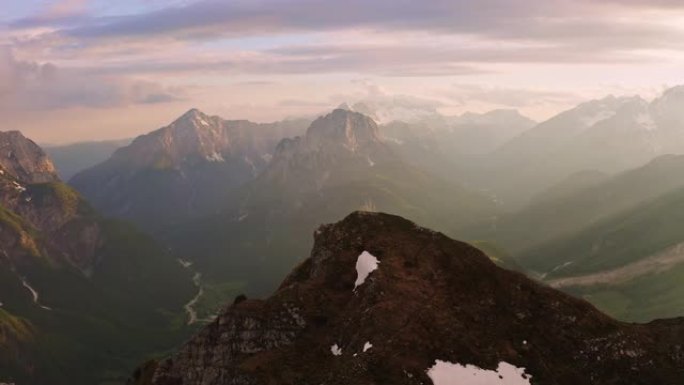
top-left (67, 89), bottom-right (684, 325)
top-left (158, 109), bottom-right (497, 298)
top-left (6, 86), bottom-right (684, 383)
top-left (70, 109), bottom-right (310, 231)
top-left (473, 87), bottom-right (684, 207)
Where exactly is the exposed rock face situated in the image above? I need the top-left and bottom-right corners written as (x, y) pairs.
top-left (0, 131), bottom-right (58, 184)
top-left (0, 130), bottom-right (101, 271)
top-left (70, 109), bottom-right (309, 230)
top-left (259, 109), bottom-right (395, 192)
top-left (134, 212), bottom-right (684, 385)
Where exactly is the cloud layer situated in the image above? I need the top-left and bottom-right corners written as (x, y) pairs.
top-left (2, 0), bottom-right (684, 141)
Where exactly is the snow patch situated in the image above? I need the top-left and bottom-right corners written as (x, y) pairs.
top-left (206, 152), bottom-right (225, 162)
top-left (199, 118), bottom-right (210, 127)
top-left (12, 181), bottom-right (26, 193)
top-left (367, 157), bottom-right (375, 167)
top-left (177, 258), bottom-right (193, 268)
top-left (427, 360), bottom-right (531, 385)
top-left (354, 251), bottom-right (380, 290)
top-left (331, 344), bottom-right (343, 356)
top-left (21, 278), bottom-right (51, 311)
top-left (363, 341), bottom-right (373, 352)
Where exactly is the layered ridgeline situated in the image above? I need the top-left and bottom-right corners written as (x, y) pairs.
top-left (132, 212), bottom-right (684, 385)
top-left (71, 109), bottom-right (310, 231)
top-left (161, 109), bottom-right (497, 300)
top-left (337, 101), bottom-right (537, 186)
top-left (480, 154), bottom-right (684, 321)
top-left (0, 131), bottom-right (195, 385)
top-left (472, 86), bottom-right (684, 207)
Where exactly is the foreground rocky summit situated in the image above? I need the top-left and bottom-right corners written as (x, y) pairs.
top-left (132, 212), bottom-right (684, 385)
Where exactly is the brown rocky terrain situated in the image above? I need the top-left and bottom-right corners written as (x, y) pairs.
top-left (132, 211), bottom-right (684, 385)
top-left (0, 131), bottom-right (58, 184)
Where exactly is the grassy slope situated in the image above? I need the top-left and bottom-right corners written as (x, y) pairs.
top-left (518, 186), bottom-right (684, 322)
top-left (488, 155), bottom-right (684, 256)
top-left (523, 185), bottom-right (684, 276)
top-left (0, 181), bottom-right (196, 385)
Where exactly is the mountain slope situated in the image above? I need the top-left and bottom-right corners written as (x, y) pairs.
top-left (133, 212), bottom-right (684, 385)
top-left (516, 183), bottom-right (684, 321)
top-left (477, 88), bottom-right (684, 207)
top-left (70, 109), bottom-right (309, 230)
top-left (0, 131), bottom-right (195, 385)
top-left (487, 154), bottom-right (684, 256)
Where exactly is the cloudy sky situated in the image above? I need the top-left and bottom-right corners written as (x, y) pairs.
top-left (2, 0), bottom-right (684, 143)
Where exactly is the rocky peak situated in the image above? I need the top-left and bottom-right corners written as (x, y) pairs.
top-left (133, 211), bottom-right (684, 385)
top-left (170, 108), bottom-right (219, 132)
top-left (303, 109), bottom-right (381, 152)
top-left (108, 109), bottom-right (230, 168)
top-left (0, 131), bottom-right (58, 184)
top-left (263, 110), bottom-right (391, 190)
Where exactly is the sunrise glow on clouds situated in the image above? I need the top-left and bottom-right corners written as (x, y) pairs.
top-left (2, 0), bottom-right (684, 143)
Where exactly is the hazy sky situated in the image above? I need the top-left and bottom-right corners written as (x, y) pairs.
top-left (2, 0), bottom-right (684, 143)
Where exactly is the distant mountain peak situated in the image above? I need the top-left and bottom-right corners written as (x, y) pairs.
top-left (0, 130), bottom-right (59, 184)
top-left (337, 102), bottom-right (352, 111)
top-left (304, 109), bottom-right (381, 152)
top-left (171, 108), bottom-right (217, 131)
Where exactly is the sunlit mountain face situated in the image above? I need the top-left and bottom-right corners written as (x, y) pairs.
top-left (5, 1), bottom-right (684, 385)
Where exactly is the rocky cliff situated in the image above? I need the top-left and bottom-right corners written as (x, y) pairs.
top-left (0, 131), bottom-right (102, 271)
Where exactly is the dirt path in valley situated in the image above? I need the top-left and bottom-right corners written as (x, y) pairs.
top-left (548, 242), bottom-right (684, 288)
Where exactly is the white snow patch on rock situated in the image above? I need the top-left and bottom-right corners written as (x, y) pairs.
top-left (354, 251), bottom-right (380, 290)
top-left (21, 278), bottom-right (52, 311)
top-left (206, 152), bottom-right (225, 162)
top-left (427, 360), bottom-right (531, 385)
top-left (12, 181), bottom-right (26, 193)
top-left (363, 341), bottom-right (373, 352)
top-left (177, 258), bottom-right (193, 268)
top-left (331, 344), bottom-right (343, 356)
